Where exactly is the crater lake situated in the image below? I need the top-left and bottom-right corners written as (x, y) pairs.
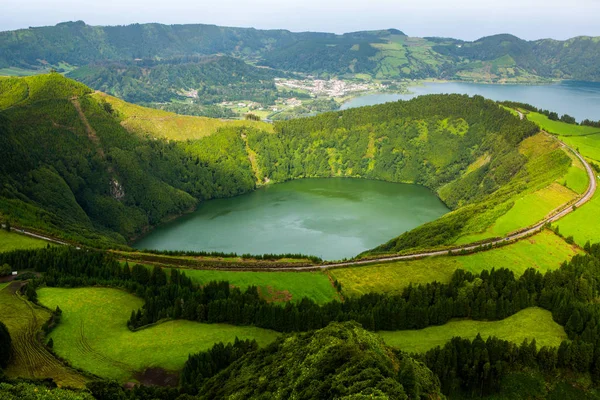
top-left (133, 178), bottom-right (449, 260)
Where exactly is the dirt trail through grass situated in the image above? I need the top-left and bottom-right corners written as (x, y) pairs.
top-left (0, 282), bottom-right (87, 387)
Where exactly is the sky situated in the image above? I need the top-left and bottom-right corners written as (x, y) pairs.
top-left (1, 0), bottom-right (599, 41)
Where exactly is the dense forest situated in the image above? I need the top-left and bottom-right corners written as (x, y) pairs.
top-left (0, 74), bottom-right (559, 253)
top-left (2, 21), bottom-right (600, 81)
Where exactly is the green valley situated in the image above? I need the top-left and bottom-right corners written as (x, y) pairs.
top-left (1, 30), bottom-right (600, 400)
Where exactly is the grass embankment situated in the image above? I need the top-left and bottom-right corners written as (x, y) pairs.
top-left (556, 178), bottom-right (600, 247)
top-left (174, 269), bottom-right (339, 304)
top-left (457, 182), bottom-right (576, 244)
top-left (93, 92), bottom-right (273, 141)
top-left (454, 132), bottom-right (586, 244)
top-left (527, 111), bottom-right (600, 162)
top-left (0, 283), bottom-right (86, 388)
top-left (379, 307), bottom-right (566, 353)
top-left (331, 230), bottom-right (580, 297)
top-left (38, 287), bottom-right (279, 382)
top-left (526, 112), bottom-right (600, 136)
top-left (523, 111), bottom-right (600, 246)
top-left (0, 230), bottom-right (49, 253)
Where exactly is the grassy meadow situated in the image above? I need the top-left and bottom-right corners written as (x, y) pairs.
top-left (331, 230), bottom-right (580, 297)
top-left (457, 182), bottom-right (576, 244)
top-left (38, 287), bottom-right (279, 382)
top-left (526, 112), bottom-right (600, 136)
top-left (379, 307), bottom-right (566, 353)
top-left (561, 165), bottom-right (589, 194)
top-left (0, 230), bottom-right (49, 253)
top-left (556, 178), bottom-right (600, 247)
top-left (527, 111), bottom-right (600, 162)
top-left (94, 92), bottom-right (273, 141)
top-left (174, 269), bottom-right (339, 304)
top-left (0, 283), bottom-right (87, 388)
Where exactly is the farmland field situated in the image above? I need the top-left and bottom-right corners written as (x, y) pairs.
top-left (526, 112), bottom-right (600, 136)
top-left (174, 269), bottom-right (339, 304)
top-left (556, 178), bottom-right (600, 247)
top-left (38, 287), bottom-right (279, 382)
top-left (0, 282), bottom-right (86, 388)
top-left (457, 182), bottom-right (576, 244)
top-left (379, 307), bottom-right (566, 353)
top-left (562, 165), bottom-right (589, 194)
top-left (0, 230), bottom-right (49, 253)
top-left (330, 230), bottom-right (580, 297)
top-left (526, 111), bottom-right (600, 162)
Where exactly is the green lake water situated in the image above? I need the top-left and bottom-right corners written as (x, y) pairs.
top-left (133, 178), bottom-right (449, 260)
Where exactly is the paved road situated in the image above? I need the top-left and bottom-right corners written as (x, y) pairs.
top-left (6, 129), bottom-right (596, 272)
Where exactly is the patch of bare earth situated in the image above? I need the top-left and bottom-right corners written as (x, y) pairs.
top-left (258, 286), bottom-right (292, 303)
top-left (133, 367), bottom-right (179, 387)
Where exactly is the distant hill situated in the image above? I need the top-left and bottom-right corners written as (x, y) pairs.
top-left (1, 21), bottom-right (600, 82)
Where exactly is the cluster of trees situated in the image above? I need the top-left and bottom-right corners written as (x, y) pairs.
top-left (136, 248), bottom-right (321, 263)
top-left (581, 119), bottom-right (600, 128)
top-left (423, 334), bottom-right (595, 397)
top-left (0, 264), bottom-right (11, 277)
top-left (180, 338), bottom-right (258, 393)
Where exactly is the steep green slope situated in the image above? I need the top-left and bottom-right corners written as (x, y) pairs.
top-left (0, 74), bottom-right (258, 246)
top-left (198, 321), bottom-right (443, 399)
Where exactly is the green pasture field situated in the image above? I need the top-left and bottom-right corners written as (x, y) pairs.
top-left (330, 230), bottom-right (580, 297)
top-left (379, 307), bottom-right (566, 353)
top-left (0, 230), bottom-right (49, 253)
top-left (527, 111), bottom-right (600, 161)
top-left (174, 269), bottom-right (339, 304)
top-left (561, 165), bottom-right (589, 194)
top-left (0, 283), bottom-right (86, 388)
top-left (38, 287), bottom-right (279, 382)
top-left (94, 92), bottom-right (273, 141)
top-left (556, 178), bottom-right (600, 247)
top-left (457, 182), bottom-right (576, 244)
top-left (0, 67), bottom-right (41, 76)
top-left (561, 134), bottom-right (600, 162)
top-left (526, 112), bottom-right (600, 136)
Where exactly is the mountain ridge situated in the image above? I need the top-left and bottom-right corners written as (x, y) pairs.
top-left (2, 21), bottom-right (600, 82)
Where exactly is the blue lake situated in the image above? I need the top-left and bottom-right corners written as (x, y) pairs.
top-left (341, 81), bottom-right (600, 122)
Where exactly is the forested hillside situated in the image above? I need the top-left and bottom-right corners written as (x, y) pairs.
top-left (0, 74), bottom-right (563, 254)
top-left (0, 74), bottom-right (260, 246)
top-left (67, 55), bottom-right (289, 104)
top-left (2, 21), bottom-right (600, 81)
